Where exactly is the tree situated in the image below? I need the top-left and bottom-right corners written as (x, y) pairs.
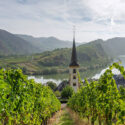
top-left (47, 81), bottom-right (57, 91)
top-left (61, 85), bottom-right (74, 99)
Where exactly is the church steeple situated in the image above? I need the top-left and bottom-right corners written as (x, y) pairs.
top-left (69, 26), bottom-right (80, 92)
top-left (69, 26), bottom-right (79, 67)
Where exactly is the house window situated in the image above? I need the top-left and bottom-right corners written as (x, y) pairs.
top-left (73, 69), bottom-right (76, 73)
top-left (73, 76), bottom-right (76, 79)
top-left (73, 83), bottom-right (76, 86)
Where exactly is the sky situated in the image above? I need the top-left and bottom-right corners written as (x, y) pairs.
top-left (1, 0), bottom-right (125, 42)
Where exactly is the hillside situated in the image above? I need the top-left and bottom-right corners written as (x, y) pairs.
top-left (16, 34), bottom-right (80, 52)
top-left (0, 29), bottom-right (39, 55)
top-left (17, 35), bottom-right (125, 57)
top-left (35, 40), bottom-right (109, 67)
top-left (0, 41), bottom-right (111, 77)
top-left (92, 37), bottom-right (125, 57)
top-left (1, 29), bottom-right (125, 57)
top-left (0, 29), bottom-right (81, 56)
top-left (103, 37), bottom-right (125, 57)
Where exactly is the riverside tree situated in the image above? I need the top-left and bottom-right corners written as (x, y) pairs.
top-left (61, 85), bottom-right (74, 99)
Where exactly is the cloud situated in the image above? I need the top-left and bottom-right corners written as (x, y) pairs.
top-left (0, 0), bottom-right (125, 42)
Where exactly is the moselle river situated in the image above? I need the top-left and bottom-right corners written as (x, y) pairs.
top-left (28, 56), bottom-right (125, 85)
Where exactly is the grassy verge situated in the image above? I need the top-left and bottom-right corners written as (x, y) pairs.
top-left (48, 104), bottom-right (75, 125)
top-left (67, 108), bottom-right (89, 125)
top-left (57, 108), bottom-right (75, 125)
top-left (49, 104), bottom-right (91, 125)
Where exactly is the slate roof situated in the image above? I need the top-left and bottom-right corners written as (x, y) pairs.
top-left (69, 30), bottom-right (79, 67)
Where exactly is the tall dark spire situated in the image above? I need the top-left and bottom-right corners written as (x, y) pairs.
top-left (69, 26), bottom-right (79, 67)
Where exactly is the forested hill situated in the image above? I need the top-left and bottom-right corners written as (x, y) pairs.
top-left (1, 29), bottom-right (125, 57)
top-left (102, 37), bottom-right (125, 57)
top-left (16, 34), bottom-right (125, 57)
top-left (16, 34), bottom-right (76, 52)
top-left (91, 37), bottom-right (125, 57)
top-left (36, 40), bottom-right (109, 67)
top-left (0, 29), bottom-right (80, 56)
top-left (0, 29), bottom-right (39, 55)
top-left (0, 40), bottom-right (111, 76)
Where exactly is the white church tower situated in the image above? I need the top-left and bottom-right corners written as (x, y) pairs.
top-left (69, 27), bottom-right (80, 92)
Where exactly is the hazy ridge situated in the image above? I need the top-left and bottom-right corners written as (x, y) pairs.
top-left (0, 29), bottom-right (125, 58)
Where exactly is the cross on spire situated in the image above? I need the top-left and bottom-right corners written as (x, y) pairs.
top-left (73, 25), bottom-right (75, 42)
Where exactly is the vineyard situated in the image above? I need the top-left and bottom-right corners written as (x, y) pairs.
top-left (68, 63), bottom-right (125, 125)
top-left (0, 69), bottom-right (61, 125)
top-left (0, 63), bottom-right (125, 125)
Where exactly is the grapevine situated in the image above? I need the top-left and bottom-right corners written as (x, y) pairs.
top-left (68, 63), bottom-right (125, 125)
top-left (0, 69), bottom-right (61, 125)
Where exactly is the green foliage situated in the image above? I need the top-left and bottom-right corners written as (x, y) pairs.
top-left (61, 85), bottom-right (74, 99)
top-left (0, 41), bottom-right (111, 77)
top-left (68, 63), bottom-right (125, 125)
top-left (0, 69), bottom-right (61, 125)
top-left (54, 91), bottom-right (61, 97)
top-left (119, 86), bottom-right (125, 101)
top-left (47, 81), bottom-right (57, 91)
top-left (0, 29), bottom-right (38, 55)
top-left (37, 42), bottom-right (110, 68)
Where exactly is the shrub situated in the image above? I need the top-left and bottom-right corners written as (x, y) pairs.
top-left (47, 81), bottom-right (57, 91)
top-left (61, 85), bottom-right (74, 99)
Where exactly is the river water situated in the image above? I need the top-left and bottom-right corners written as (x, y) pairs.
top-left (28, 75), bottom-right (63, 85)
top-left (28, 56), bottom-right (125, 85)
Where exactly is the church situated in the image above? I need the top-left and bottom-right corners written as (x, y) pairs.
top-left (69, 28), bottom-right (80, 92)
top-left (55, 28), bottom-right (80, 92)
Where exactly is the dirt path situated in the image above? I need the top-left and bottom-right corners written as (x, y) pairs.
top-left (48, 104), bottom-right (89, 125)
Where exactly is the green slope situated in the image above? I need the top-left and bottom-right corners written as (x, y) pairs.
top-left (91, 37), bottom-right (125, 57)
top-left (103, 37), bottom-right (125, 57)
top-left (16, 34), bottom-right (80, 52)
top-left (0, 29), bottom-right (39, 55)
top-left (36, 41), bottom-right (109, 67)
top-left (0, 41), bottom-right (111, 77)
